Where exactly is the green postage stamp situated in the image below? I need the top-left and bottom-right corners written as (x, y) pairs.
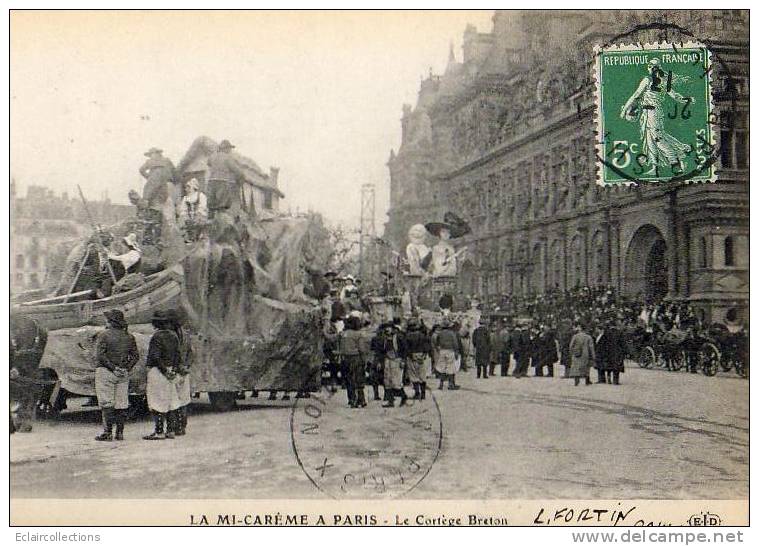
top-left (594, 42), bottom-right (716, 186)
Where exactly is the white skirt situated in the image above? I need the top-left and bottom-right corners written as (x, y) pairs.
top-left (171, 374), bottom-right (192, 410)
top-left (435, 349), bottom-right (460, 375)
top-left (147, 367), bottom-right (173, 414)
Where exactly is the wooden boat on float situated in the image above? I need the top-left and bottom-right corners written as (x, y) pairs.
top-left (11, 264), bottom-right (183, 331)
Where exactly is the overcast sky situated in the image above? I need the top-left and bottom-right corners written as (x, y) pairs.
top-left (10, 10), bottom-right (494, 231)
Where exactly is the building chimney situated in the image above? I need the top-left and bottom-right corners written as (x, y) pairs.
top-left (269, 167), bottom-right (280, 187)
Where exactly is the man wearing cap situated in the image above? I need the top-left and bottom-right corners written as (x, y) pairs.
top-left (144, 310), bottom-right (180, 440)
top-left (93, 310), bottom-right (139, 441)
top-left (206, 139), bottom-right (248, 216)
top-left (139, 148), bottom-right (176, 241)
top-left (472, 317), bottom-right (491, 379)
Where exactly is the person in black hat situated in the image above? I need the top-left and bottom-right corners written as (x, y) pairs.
top-left (167, 309), bottom-right (193, 436)
top-left (206, 139), bottom-right (248, 217)
top-left (139, 147), bottom-right (176, 243)
top-left (144, 310), bottom-right (179, 439)
top-left (404, 317), bottom-right (431, 399)
top-left (375, 321), bottom-right (408, 407)
top-left (339, 313), bottom-right (368, 408)
top-left (472, 316), bottom-right (491, 379)
top-left (10, 314), bottom-right (48, 433)
top-left (93, 309), bottom-right (139, 441)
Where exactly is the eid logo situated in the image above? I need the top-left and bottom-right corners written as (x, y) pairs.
top-left (688, 512), bottom-right (722, 526)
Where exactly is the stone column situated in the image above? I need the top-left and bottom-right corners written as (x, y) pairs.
top-left (541, 235), bottom-right (549, 294)
top-left (666, 191), bottom-right (679, 298)
top-left (608, 217), bottom-right (621, 293)
top-left (578, 225), bottom-right (589, 287)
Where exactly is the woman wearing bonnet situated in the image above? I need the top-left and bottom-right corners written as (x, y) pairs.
top-left (405, 223), bottom-right (432, 276)
top-left (178, 177), bottom-right (208, 241)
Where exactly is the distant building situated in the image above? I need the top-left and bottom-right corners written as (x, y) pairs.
top-left (386, 10), bottom-right (748, 325)
top-left (176, 136), bottom-right (284, 219)
top-left (10, 181), bottom-right (133, 292)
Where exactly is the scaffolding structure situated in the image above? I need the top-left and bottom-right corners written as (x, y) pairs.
top-left (358, 183), bottom-right (376, 282)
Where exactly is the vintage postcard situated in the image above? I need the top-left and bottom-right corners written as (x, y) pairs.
top-left (8, 9), bottom-right (749, 530)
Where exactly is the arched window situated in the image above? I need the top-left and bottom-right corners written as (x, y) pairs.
top-left (15, 254), bottom-right (24, 269)
top-left (30, 255), bottom-right (39, 269)
top-left (551, 240), bottom-right (562, 290)
top-left (699, 236), bottom-right (708, 268)
top-left (724, 236), bottom-right (735, 267)
top-left (592, 231), bottom-right (605, 286)
top-left (570, 235), bottom-right (583, 288)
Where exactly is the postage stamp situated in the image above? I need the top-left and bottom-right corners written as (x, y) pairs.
top-left (594, 42), bottom-right (716, 186)
top-left (290, 386), bottom-right (442, 499)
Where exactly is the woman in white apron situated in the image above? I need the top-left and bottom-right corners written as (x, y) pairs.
top-left (143, 310), bottom-right (179, 440)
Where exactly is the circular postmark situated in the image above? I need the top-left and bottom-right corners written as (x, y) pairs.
top-left (290, 386), bottom-right (442, 499)
top-left (594, 22), bottom-right (741, 186)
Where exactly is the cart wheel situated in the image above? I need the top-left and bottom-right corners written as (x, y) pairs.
top-left (699, 343), bottom-right (720, 376)
top-left (639, 346), bottom-right (655, 368)
top-left (671, 351), bottom-right (686, 371)
top-left (209, 391), bottom-right (237, 412)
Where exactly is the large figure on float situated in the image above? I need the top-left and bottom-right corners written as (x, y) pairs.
top-left (425, 212), bottom-right (470, 278)
top-left (405, 223), bottom-right (432, 276)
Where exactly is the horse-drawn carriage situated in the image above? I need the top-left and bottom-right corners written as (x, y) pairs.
top-left (625, 322), bottom-right (747, 377)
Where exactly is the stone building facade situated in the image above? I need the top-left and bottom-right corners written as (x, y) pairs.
top-left (10, 182), bottom-right (134, 292)
top-left (385, 10), bottom-right (749, 325)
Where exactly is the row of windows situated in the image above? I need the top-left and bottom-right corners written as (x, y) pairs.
top-left (13, 272), bottom-right (40, 288)
top-left (14, 254), bottom-right (40, 270)
top-left (696, 235), bottom-right (742, 268)
top-left (720, 129), bottom-right (749, 170)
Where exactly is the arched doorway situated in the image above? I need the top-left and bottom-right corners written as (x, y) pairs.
top-left (624, 225), bottom-right (669, 303)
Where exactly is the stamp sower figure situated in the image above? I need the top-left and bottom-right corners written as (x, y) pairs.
top-left (620, 58), bottom-right (694, 176)
top-left (338, 313), bottom-right (368, 408)
top-left (206, 139), bottom-right (248, 217)
top-left (404, 317), bottom-right (431, 400)
top-left (432, 316), bottom-right (462, 390)
top-left (10, 314), bottom-right (48, 433)
top-left (472, 317), bottom-right (491, 379)
top-left (168, 309), bottom-right (193, 436)
top-left (568, 321), bottom-right (595, 387)
top-left (144, 310), bottom-right (179, 440)
top-left (93, 310), bottom-right (139, 441)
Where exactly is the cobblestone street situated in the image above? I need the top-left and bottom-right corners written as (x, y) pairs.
top-left (10, 365), bottom-right (748, 500)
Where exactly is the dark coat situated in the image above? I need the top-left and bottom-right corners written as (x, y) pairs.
top-left (146, 329), bottom-right (179, 373)
top-left (472, 326), bottom-right (491, 364)
top-left (510, 329), bottom-right (528, 360)
top-left (535, 329), bottom-right (558, 367)
top-left (595, 327), bottom-right (625, 372)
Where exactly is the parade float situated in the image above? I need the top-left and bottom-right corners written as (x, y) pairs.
top-left (12, 139), bottom-right (331, 412)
